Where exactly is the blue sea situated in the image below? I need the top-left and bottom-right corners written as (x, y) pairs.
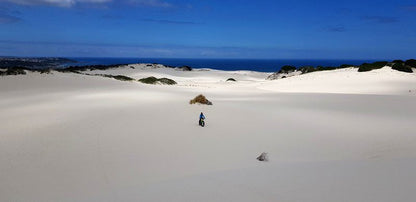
top-left (67, 58), bottom-right (375, 72)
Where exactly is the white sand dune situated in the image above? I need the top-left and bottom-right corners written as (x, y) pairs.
top-left (260, 67), bottom-right (416, 94)
top-left (1, 65), bottom-right (416, 201)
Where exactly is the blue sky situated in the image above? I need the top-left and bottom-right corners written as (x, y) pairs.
top-left (0, 0), bottom-right (415, 59)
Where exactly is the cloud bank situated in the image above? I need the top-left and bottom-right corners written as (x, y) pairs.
top-left (361, 16), bottom-right (399, 24)
top-left (1, 0), bottom-right (110, 7)
top-left (128, 0), bottom-right (171, 8)
top-left (0, 0), bottom-right (171, 8)
top-left (140, 18), bottom-right (200, 25)
top-left (0, 14), bottom-right (21, 23)
top-left (325, 25), bottom-right (346, 32)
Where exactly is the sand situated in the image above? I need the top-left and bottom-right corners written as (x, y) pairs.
top-left (1, 65), bottom-right (416, 201)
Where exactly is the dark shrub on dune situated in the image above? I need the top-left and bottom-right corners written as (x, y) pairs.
top-left (279, 65), bottom-right (297, 73)
top-left (39, 69), bottom-right (52, 74)
top-left (316, 66), bottom-right (337, 71)
top-left (190, 94), bottom-right (212, 105)
top-left (358, 61), bottom-right (388, 72)
top-left (139, 76), bottom-right (158, 84)
top-left (297, 64), bottom-right (353, 75)
top-left (226, 78), bottom-right (236, 81)
top-left (392, 63), bottom-right (413, 73)
top-left (298, 66), bottom-right (315, 74)
top-left (99, 74), bottom-right (135, 81)
top-left (111, 75), bottom-right (136, 81)
top-left (0, 67), bottom-right (26, 76)
top-left (177, 66), bottom-right (192, 71)
top-left (62, 64), bottom-right (127, 72)
top-left (405, 59), bottom-right (416, 68)
top-left (339, 64), bottom-right (354, 68)
top-left (139, 76), bottom-right (177, 85)
top-left (158, 78), bottom-right (177, 85)
top-left (10, 67), bottom-right (26, 75)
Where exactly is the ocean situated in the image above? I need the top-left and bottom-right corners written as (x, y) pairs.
top-left (67, 58), bottom-right (375, 72)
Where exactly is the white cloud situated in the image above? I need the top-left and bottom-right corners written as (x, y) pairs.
top-left (1, 0), bottom-right (173, 8)
top-left (1, 0), bottom-right (111, 7)
top-left (129, 0), bottom-right (172, 8)
top-left (0, 14), bottom-right (21, 23)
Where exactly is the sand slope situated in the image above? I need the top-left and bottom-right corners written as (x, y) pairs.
top-left (1, 65), bottom-right (416, 201)
top-left (260, 67), bottom-right (416, 94)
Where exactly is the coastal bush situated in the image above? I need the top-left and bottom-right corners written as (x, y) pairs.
top-left (405, 59), bottom-right (416, 68)
top-left (358, 61), bottom-right (388, 72)
top-left (392, 63), bottom-right (413, 73)
top-left (177, 66), bottom-right (192, 71)
top-left (39, 69), bottom-right (52, 74)
top-left (158, 78), bottom-right (177, 85)
top-left (63, 64), bottom-right (128, 72)
top-left (139, 76), bottom-right (158, 84)
top-left (100, 74), bottom-right (135, 81)
top-left (139, 76), bottom-right (177, 85)
top-left (226, 78), bottom-right (236, 81)
top-left (0, 67), bottom-right (26, 76)
top-left (339, 64), bottom-right (354, 68)
top-left (298, 64), bottom-right (353, 75)
top-left (112, 75), bottom-right (136, 81)
top-left (316, 66), bottom-right (337, 71)
top-left (298, 66), bottom-right (315, 74)
top-left (10, 69), bottom-right (26, 75)
top-left (190, 94), bottom-right (212, 105)
top-left (279, 65), bottom-right (297, 73)
top-left (69, 70), bottom-right (81, 74)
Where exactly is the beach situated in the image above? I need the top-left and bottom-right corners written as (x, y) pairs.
top-left (1, 64), bottom-right (416, 201)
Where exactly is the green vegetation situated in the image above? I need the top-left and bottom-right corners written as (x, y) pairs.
top-left (139, 76), bottom-right (177, 85)
top-left (339, 64), bottom-right (355, 68)
top-left (157, 78), bottom-right (177, 85)
top-left (138, 76), bottom-right (158, 84)
top-left (405, 59), bottom-right (416, 68)
top-left (392, 62), bottom-right (413, 73)
top-left (279, 65), bottom-right (297, 73)
top-left (111, 75), bottom-right (136, 81)
top-left (89, 74), bottom-right (135, 81)
top-left (226, 78), bottom-right (236, 81)
top-left (314, 64), bottom-right (354, 72)
top-left (276, 64), bottom-right (355, 76)
top-left (68, 72), bottom-right (137, 82)
top-left (298, 66), bottom-right (315, 74)
top-left (358, 61), bottom-right (388, 72)
top-left (0, 67), bottom-right (26, 76)
top-left (39, 69), bottom-right (52, 74)
top-left (316, 66), bottom-right (337, 71)
top-left (178, 66), bottom-right (192, 71)
top-left (190, 94), bottom-right (212, 105)
top-left (63, 64), bottom-right (128, 72)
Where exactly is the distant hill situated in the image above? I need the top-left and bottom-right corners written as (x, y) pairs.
top-left (0, 57), bottom-right (76, 69)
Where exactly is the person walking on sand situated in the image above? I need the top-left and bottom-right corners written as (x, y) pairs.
top-left (199, 112), bottom-right (206, 127)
